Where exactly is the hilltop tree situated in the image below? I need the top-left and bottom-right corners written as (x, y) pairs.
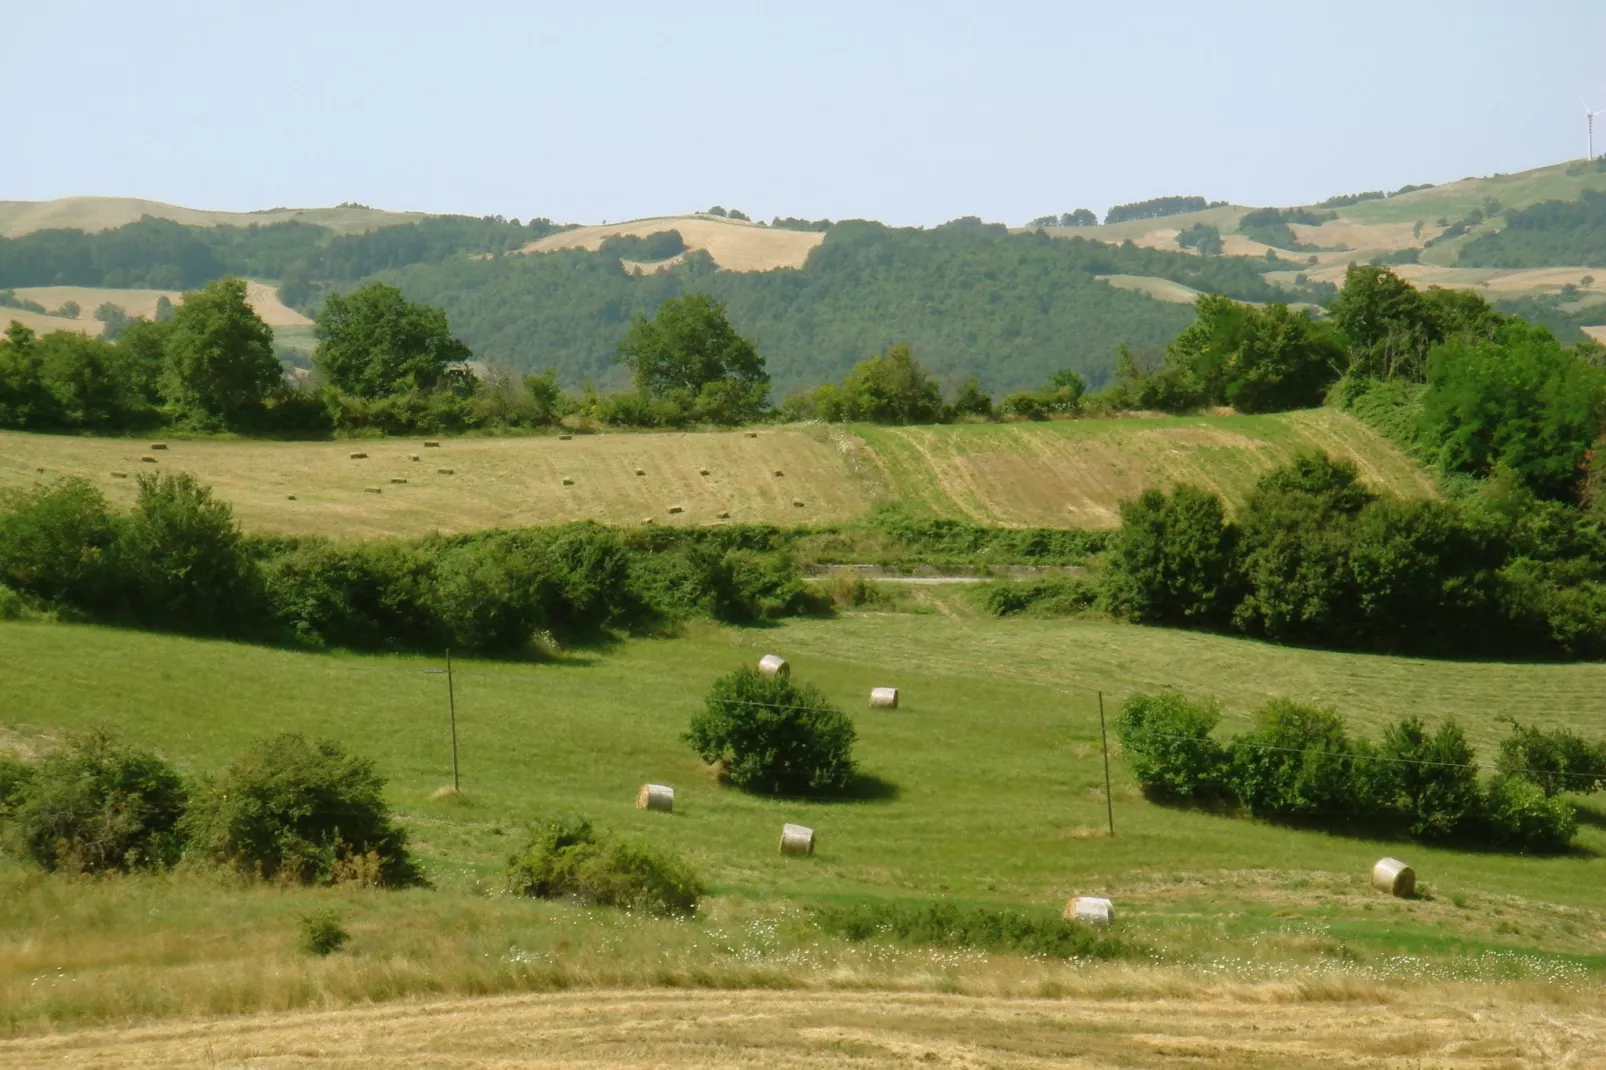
top-left (617, 293), bottom-right (768, 423)
top-left (161, 276), bottom-right (279, 425)
top-left (314, 282), bottom-right (472, 399)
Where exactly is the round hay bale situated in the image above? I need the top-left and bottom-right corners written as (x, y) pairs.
top-left (349, 452), bottom-right (368, 459)
top-left (637, 783), bottom-right (675, 812)
top-left (423, 441), bottom-right (442, 448)
top-left (634, 468), bottom-right (646, 476)
top-left (699, 468), bottom-right (710, 476)
top-left (1371, 857), bottom-right (1415, 898)
top-left (1064, 896), bottom-right (1115, 927)
top-left (792, 499), bottom-right (805, 508)
top-left (149, 443), bottom-right (168, 450)
top-left (286, 494), bottom-right (297, 500)
top-left (869, 687), bottom-right (899, 709)
top-left (773, 470), bottom-right (784, 477)
top-left (757, 654), bottom-right (789, 677)
top-left (779, 823), bottom-right (814, 856)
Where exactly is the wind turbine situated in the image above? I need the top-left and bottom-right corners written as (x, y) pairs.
top-left (1586, 101), bottom-right (1606, 159)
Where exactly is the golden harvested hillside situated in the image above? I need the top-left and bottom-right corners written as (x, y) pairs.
top-left (0, 197), bottom-right (423, 238)
top-left (0, 410), bottom-right (1433, 538)
top-left (1, 282), bottom-right (310, 337)
top-left (521, 214), bottom-right (825, 271)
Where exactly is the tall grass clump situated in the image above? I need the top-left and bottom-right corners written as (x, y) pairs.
top-left (181, 733), bottom-right (421, 886)
top-left (814, 900), bottom-right (1131, 959)
top-left (505, 813), bottom-right (704, 916)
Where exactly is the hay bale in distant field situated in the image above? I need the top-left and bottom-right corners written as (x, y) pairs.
top-left (364, 487), bottom-right (383, 494)
top-left (140, 456), bottom-right (157, 463)
top-left (408, 454), bottom-right (420, 461)
top-left (773, 469), bottom-right (784, 477)
top-left (35, 467), bottom-right (45, 473)
top-left (634, 468), bottom-right (646, 476)
top-left (1371, 857), bottom-right (1415, 897)
top-left (637, 783), bottom-right (675, 813)
top-left (110, 471), bottom-right (127, 478)
top-left (779, 823), bottom-right (814, 856)
top-left (641, 517), bottom-right (654, 526)
top-left (559, 434), bottom-right (572, 440)
top-left (1064, 896), bottom-right (1115, 927)
top-left (716, 510), bottom-right (730, 519)
top-left (668, 504), bottom-right (684, 514)
top-left (149, 443), bottom-right (168, 450)
top-left (757, 654), bottom-right (789, 677)
top-left (424, 441), bottom-right (441, 448)
top-left (869, 687), bottom-right (899, 709)
top-left (390, 478), bottom-right (407, 484)
top-left (562, 477), bottom-right (574, 486)
top-left (349, 452), bottom-right (368, 459)
top-left (792, 499), bottom-right (804, 508)
top-left (286, 494), bottom-right (297, 500)
top-left (746, 432), bottom-right (758, 438)
top-left (437, 468), bottom-right (455, 475)
top-left (699, 468), bottom-right (710, 476)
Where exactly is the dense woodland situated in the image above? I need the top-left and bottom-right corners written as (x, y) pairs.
top-left (1458, 188), bottom-right (1606, 268)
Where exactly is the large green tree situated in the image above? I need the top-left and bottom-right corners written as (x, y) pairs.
top-left (160, 276), bottom-right (280, 425)
top-left (313, 282), bottom-right (471, 399)
top-left (617, 293), bottom-right (768, 422)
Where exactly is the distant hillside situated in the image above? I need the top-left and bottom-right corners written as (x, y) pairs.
top-left (521, 215), bottom-right (825, 271)
top-left (0, 197), bottom-right (426, 239)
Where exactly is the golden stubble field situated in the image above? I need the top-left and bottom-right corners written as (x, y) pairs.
top-left (0, 411), bottom-right (1437, 537)
top-left (3, 983), bottom-right (1600, 1068)
top-left (521, 214), bottom-right (826, 271)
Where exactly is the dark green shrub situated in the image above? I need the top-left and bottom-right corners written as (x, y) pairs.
top-left (0, 478), bottom-right (119, 610)
top-left (814, 901), bottom-right (1129, 959)
top-left (686, 667), bottom-right (857, 794)
top-left (1228, 699), bottom-right (1359, 819)
top-left (299, 910), bottom-right (350, 955)
top-left (7, 730), bottom-right (187, 873)
top-left (427, 536), bottom-right (552, 654)
top-left (263, 538), bottom-right (442, 651)
top-left (536, 524), bottom-right (639, 636)
top-left (1102, 484), bottom-right (1237, 626)
top-left (0, 753), bottom-right (35, 821)
top-left (974, 577), bottom-right (1098, 617)
top-left (505, 813), bottom-right (703, 916)
top-left (114, 473), bottom-right (263, 635)
top-left (181, 733), bottom-right (420, 886)
top-left (717, 550), bottom-right (822, 621)
top-left (0, 581), bottom-right (23, 620)
top-left (1115, 692), bottom-right (1229, 801)
top-left (1373, 717), bottom-right (1483, 840)
top-left (1494, 720), bottom-right (1606, 796)
top-left (1484, 776), bottom-right (1578, 853)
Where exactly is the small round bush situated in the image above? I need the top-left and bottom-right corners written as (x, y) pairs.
top-left (686, 666), bottom-right (857, 794)
top-left (7, 730), bottom-right (187, 873)
top-left (181, 733), bottom-right (421, 886)
top-left (506, 813), bottom-right (703, 917)
top-left (1115, 692), bottom-right (1228, 800)
top-left (1484, 776), bottom-right (1578, 853)
top-left (298, 910), bottom-right (350, 955)
top-left (0, 582), bottom-right (25, 621)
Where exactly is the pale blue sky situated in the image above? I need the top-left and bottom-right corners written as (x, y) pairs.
top-left (8, 1), bottom-right (1606, 225)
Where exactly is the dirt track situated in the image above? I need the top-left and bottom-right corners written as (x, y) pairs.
top-left (4, 986), bottom-right (1601, 1068)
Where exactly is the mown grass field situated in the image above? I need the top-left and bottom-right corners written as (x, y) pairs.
top-left (0, 410), bottom-right (1436, 538)
top-left (0, 608), bottom-right (1602, 1042)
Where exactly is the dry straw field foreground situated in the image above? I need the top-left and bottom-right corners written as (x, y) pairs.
top-left (0, 409), bottom-right (1435, 538)
top-left (3, 983), bottom-right (1601, 1069)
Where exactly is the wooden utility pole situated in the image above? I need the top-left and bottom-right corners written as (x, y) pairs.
top-left (446, 648), bottom-right (459, 791)
top-left (1098, 690), bottom-right (1114, 838)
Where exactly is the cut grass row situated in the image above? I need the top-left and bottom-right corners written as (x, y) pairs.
top-left (0, 409), bottom-right (1437, 537)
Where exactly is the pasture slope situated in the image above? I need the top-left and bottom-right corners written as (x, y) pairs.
top-left (0, 409), bottom-right (1435, 538)
top-left (0, 610), bottom-right (1602, 1060)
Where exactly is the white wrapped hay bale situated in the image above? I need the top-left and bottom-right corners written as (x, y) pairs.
top-left (636, 783), bottom-right (675, 813)
top-left (1371, 857), bottom-right (1415, 897)
top-left (869, 687), bottom-right (899, 710)
top-left (1064, 896), bottom-right (1115, 927)
top-left (757, 654), bottom-right (789, 677)
top-left (779, 823), bottom-right (814, 856)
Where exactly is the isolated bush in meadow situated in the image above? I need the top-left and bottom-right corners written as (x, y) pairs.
top-left (6, 729), bottom-right (187, 874)
top-left (181, 733), bottom-right (420, 886)
top-left (505, 813), bottom-right (704, 917)
top-left (1115, 692), bottom-right (1229, 801)
top-left (1373, 717), bottom-right (1483, 840)
top-left (687, 667), bottom-right (857, 795)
